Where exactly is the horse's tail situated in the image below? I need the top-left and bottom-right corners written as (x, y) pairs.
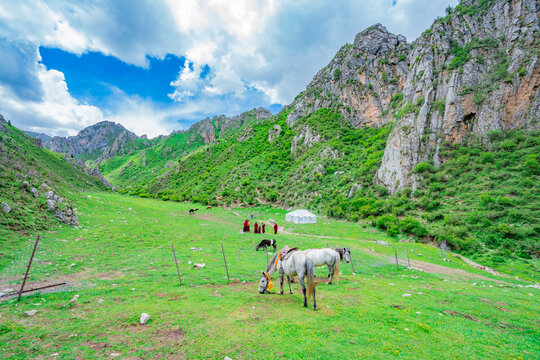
top-left (306, 257), bottom-right (315, 300)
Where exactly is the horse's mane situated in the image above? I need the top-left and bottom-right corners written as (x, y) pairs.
top-left (266, 252), bottom-right (279, 272)
top-left (335, 248), bottom-right (344, 260)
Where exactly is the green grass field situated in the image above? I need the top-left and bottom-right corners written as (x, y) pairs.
top-left (1, 193), bottom-right (538, 359)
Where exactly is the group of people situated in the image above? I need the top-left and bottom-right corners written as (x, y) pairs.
top-left (243, 219), bottom-right (278, 234)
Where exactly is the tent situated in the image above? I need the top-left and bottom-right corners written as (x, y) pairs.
top-left (285, 209), bottom-right (317, 224)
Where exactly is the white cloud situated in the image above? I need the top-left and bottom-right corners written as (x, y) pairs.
top-left (0, 0), bottom-right (459, 136)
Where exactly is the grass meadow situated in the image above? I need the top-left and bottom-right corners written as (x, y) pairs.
top-left (0, 193), bottom-right (538, 359)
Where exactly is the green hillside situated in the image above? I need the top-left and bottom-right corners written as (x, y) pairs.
top-left (0, 120), bottom-right (104, 245)
top-left (103, 107), bottom-right (539, 276)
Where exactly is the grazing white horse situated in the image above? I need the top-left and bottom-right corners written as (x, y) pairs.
top-left (258, 248), bottom-right (317, 310)
top-left (303, 248), bottom-right (340, 284)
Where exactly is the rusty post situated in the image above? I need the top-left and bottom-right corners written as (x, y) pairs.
top-left (220, 242), bottom-right (230, 283)
top-left (171, 245), bottom-right (182, 285)
top-left (18, 235), bottom-right (40, 301)
top-left (394, 248), bottom-right (399, 270)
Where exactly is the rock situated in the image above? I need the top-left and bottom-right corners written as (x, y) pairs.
top-left (68, 294), bottom-right (79, 305)
top-left (267, 124), bottom-right (282, 143)
top-left (20, 181), bottom-right (30, 191)
top-left (31, 188), bottom-right (38, 198)
top-left (224, 357), bottom-right (233, 360)
top-left (237, 126), bottom-right (254, 142)
top-left (140, 313), bottom-right (151, 325)
top-left (46, 191), bottom-right (54, 199)
top-left (375, 240), bottom-right (389, 246)
top-left (164, 161), bottom-right (174, 168)
top-left (1, 202), bottom-right (11, 214)
top-left (193, 263), bottom-right (206, 269)
top-left (47, 200), bottom-right (56, 211)
top-left (24, 310), bottom-right (37, 316)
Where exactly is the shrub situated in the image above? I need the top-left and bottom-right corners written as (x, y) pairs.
top-left (333, 69), bottom-right (342, 81)
top-left (399, 217), bottom-right (427, 237)
top-left (375, 215), bottom-right (399, 230)
top-left (414, 162), bottom-right (435, 173)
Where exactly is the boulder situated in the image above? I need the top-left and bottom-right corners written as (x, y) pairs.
top-left (24, 310), bottom-right (37, 317)
top-left (47, 200), bottom-right (56, 211)
top-left (1, 202), bottom-right (11, 214)
top-left (46, 191), bottom-right (54, 199)
top-left (31, 188), bottom-right (38, 198)
top-left (20, 181), bottom-right (30, 192)
top-left (140, 313), bottom-right (151, 325)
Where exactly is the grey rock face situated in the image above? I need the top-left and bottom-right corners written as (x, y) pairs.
top-left (291, 126), bottom-right (321, 153)
top-left (237, 126), bottom-right (254, 142)
top-left (267, 124), bottom-right (282, 143)
top-left (287, 23), bottom-right (410, 128)
top-left (376, 0), bottom-right (540, 193)
top-left (1, 202), bottom-right (11, 214)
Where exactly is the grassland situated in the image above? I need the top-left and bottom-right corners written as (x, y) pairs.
top-left (1, 193), bottom-right (538, 359)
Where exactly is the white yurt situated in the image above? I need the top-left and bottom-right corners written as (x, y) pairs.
top-left (285, 209), bottom-right (317, 224)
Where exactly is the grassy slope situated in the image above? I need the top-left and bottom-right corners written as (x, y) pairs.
top-left (0, 123), bottom-right (104, 267)
top-left (0, 193), bottom-right (538, 359)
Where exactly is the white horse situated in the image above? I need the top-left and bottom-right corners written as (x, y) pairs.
top-left (303, 248), bottom-right (340, 284)
top-left (258, 248), bottom-right (317, 310)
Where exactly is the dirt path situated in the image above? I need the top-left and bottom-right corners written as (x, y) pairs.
top-left (410, 260), bottom-right (512, 284)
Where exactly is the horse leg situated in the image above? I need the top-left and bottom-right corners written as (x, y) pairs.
top-left (327, 264), bottom-right (333, 284)
top-left (278, 269), bottom-right (284, 295)
top-left (312, 283), bottom-right (317, 310)
top-left (298, 275), bottom-right (307, 307)
top-left (287, 276), bottom-right (293, 294)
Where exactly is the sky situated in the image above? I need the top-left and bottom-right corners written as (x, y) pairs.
top-left (0, 0), bottom-right (458, 138)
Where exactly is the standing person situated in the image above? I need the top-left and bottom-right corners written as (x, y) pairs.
top-left (273, 223), bottom-right (278, 235)
top-left (254, 222), bottom-right (259, 234)
top-left (262, 223), bottom-right (266, 234)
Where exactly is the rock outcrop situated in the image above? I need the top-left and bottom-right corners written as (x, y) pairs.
top-left (188, 107), bottom-right (272, 143)
top-left (377, 0), bottom-right (539, 192)
top-left (44, 121), bottom-right (138, 161)
top-left (45, 190), bottom-right (78, 226)
top-left (287, 24), bottom-right (410, 128)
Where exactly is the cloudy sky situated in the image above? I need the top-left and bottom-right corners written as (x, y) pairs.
top-left (0, 0), bottom-right (458, 138)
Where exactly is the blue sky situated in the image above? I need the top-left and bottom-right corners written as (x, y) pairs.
top-left (0, 0), bottom-right (458, 137)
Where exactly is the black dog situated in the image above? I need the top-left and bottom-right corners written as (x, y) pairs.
top-left (256, 239), bottom-right (277, 251)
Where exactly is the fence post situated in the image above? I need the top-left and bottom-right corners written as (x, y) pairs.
top-left (349, 253), bottom-right (357, 274)
top-left (220, 242), bottom-right (230, 283)
top-left (171, 245), bottom-right (182, 285)
top-left (18, 235), bottom-right (40, 301)
top-left (407, 250), bottom-right (410, 268)
top-left (394, 248), bottom-right (399, 270)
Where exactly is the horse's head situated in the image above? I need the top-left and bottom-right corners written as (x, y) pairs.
top-left (258, 271), bottom-right (272, 294)
top-left (344, 248), bottom-right (351, 263)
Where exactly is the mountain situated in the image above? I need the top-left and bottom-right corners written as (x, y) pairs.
top-left (25, 131), bottom-right (51, 144)
top-left (99, 107), bottom-right (272, 189)
top-left (43, 120), bottom-right (139, 162)
top-left (98, 0), bottom-right (539, 270)
top-left (0, 114), bottom-right (105, 239)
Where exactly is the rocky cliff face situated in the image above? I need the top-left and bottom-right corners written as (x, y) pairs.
top-left (187, 107), bottom-right (272, 143)
top-left (288, 0), bottom-right (539, 193)
top-left (377, 0), bottom-right (539, 192)
top-left (44, 121), bottom-right (139, 161)
top-left (287, 24), bottom-right (410, 128)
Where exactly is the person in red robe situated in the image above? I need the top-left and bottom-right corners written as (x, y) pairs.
top-left (273, 223), bottom-right (278, 235)
top-left (254, 222), bottom-right (259, 234)
top-left (243, 220), bottom-right (249, 232)
top-left (262, 223), bottom-right (266, 234)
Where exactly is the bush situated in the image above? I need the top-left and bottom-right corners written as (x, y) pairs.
top-left (399, 217), bottom-right (427, 237)
top-left (414, 162), bottom-right (435, 174)
top-left (375, 215), bottom-right (399, 230)
top-left (333, 69), bottom-right (342, 81)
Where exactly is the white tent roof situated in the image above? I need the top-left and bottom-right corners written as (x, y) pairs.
top-left (285, 209), bottom-right (317, 224)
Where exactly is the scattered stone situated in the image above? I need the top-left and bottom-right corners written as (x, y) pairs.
top-left (47, 200), bottom-right (56, 211)
top-left (375, 240), bottom-right (389, 246)
top-left (140, 313), bottom-right (151, 325)
top-left (267, 124), bottom-right (282, 143)
top-left (193, 263), bottom-right (206, 269)
top-left (68, 294), bottom-right (79, 305)
top-left (46, 191), bottom-right (54, 199)
top-left (50, 353), bottom-right (59, 357)
top-left (224, 357), bottom-right (233, 360)
top-left (402, 293), bottom-right (411, 297)
top-left (20, 181), bottom-right (30, 192)
top-left (31, 188), bottom-right (38, 197)
top-left (110, 353), bottom-right (120, 358)
top-left (190, 247), bottom-right (203, 251)
top-left (1, 202), bottom-right (11, 214)
top-left (98, 299), bottom-right (104, 303)
top-left (24, 310), bottom-right (37, 317)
